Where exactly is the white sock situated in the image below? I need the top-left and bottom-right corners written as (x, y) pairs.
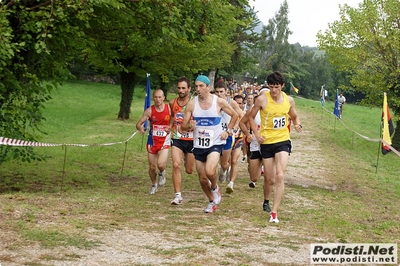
top-left (175, 192), bottom-right (181, 197)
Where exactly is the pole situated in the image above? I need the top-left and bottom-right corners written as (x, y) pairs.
top-left (120, 141), bottom-right (128, 177)
top-left (60, 144), bottom-right (67, 194)
top-left (375, 121), bottom-right (383, 174)
top-left (334, 113), bottom-right (337, 133)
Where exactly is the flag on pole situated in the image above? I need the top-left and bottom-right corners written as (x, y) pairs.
top-left (143, 73), bottom-right (151, 131)
top-left (333, 89), bottom-right (340, 118)
top-left (382, 93), bottom-right (394, 155)
top-left (290, 82), bottom-right (299, 94)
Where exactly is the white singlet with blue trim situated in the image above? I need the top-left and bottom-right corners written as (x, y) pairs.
top-left (193, 95), bottom-right (225, 149)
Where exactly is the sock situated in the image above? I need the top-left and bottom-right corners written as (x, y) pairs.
top-left (175, 192), bottom-right (181, 197)
top-left (264, 199), bottom-right (269, 205)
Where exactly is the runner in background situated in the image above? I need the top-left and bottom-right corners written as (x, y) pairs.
top-left (168, 77), bottom-right (195, 205)
top-left (225, 94), bottom-right (245, 194)
top-left (214, 81), bottom-right (243, 184)
top-left (136, 89), bottom-right (171, 194)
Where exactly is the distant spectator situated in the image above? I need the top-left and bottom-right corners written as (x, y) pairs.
top-left (338, 93), bottom-right (346, 118)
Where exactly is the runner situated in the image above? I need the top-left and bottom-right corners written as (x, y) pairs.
top-left (225, 94), bottom-right (245, 194)
top-left (168, 77), bottom-right (195, 205)
top-left (247, 71), bottom-right (302, 223)
top-left (136, 89), bottom-right (171, 194)
top-left (214, 81), bottom-right (243, 184)
top-left (181, 75), bottom-right (238, 213)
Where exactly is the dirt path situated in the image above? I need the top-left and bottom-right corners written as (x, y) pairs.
top-left (0, 110), bottom-right (337, 265)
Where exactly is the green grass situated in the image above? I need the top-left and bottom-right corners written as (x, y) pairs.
top-left (295, 96), bottom-right (398, 176)
top-left (0, 81), bottom-right (399, 264)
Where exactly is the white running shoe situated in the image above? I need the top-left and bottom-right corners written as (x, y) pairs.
top-left (171, 195), bottom-right (183, 205)
top-left (218, 168), bottom-right (227, 183)
top-left (269, 212), bottom-right (279, 223)
top-left (158, 170), bottom-right (166, 186)
top-left (212, 185), bottom-right (221, 204)
top-left (149, 185), bottom-right (158, 195)
top-left (204, 202), bottom-right (217, 213)
top-left (226, 167), bottom-right (231, 182)
top-left (226, 181), bottom-right (234, 194)
top-left (249, 181), bottom-right (256, 188)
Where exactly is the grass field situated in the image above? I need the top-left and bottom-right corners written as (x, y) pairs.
top-left (0, 80), bottom-right (399, 265)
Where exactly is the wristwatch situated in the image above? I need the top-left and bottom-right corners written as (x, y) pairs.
top-left (226, 128), bottom-right (233, 135)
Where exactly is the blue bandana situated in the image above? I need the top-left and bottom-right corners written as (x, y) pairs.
top-left (195, 75), bottom-right (210, 85)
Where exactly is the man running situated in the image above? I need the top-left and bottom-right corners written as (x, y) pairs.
top-left (239, 104), bottom-right (273, 212)
top-left (168, 77), bottom-right (195, 205)
top-left (225, 94), bottom-right (245, 193)
top-left (214, 82), bottom-right (243, 184)
top-left (136, 89), bottom-right (171, 194)
top-left (248, 71), bottom-right (302, 223)
top-left (181, 75), bottom-right (238, 213)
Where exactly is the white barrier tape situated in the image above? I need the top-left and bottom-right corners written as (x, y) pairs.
top-left (382, 139), bottom-right (400, 157)
top-left (0, 137), bottom-right (62, 147)
top-left (0, 131), bottom-right (138, 147)
top-left (321, 106), bottom-right (400, 156)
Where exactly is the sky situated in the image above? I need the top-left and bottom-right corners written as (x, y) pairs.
top-left (251, 0), bottom-right (362, 47)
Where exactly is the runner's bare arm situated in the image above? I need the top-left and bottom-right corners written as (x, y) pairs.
top-left (219, 97), bottom-right (238, 131)
top-left (239, 110), bottom-right (253, 143)
top-left (136, 107), bottom-right (152, 134)
top-left (248, 94), bottom-right (266, 143)
top-left (288, 96), bottom-right (302, 133)
top-left (181, 100), bottom-right (195, 131)
top-left (168, 99), bottom-right (175, 129)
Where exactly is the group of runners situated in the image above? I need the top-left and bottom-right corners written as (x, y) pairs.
top-left (135, 71), bottom-right (302, 223)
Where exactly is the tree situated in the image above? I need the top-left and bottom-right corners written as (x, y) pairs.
top-left (256, 0), bottom-right (292, 75)
top-left (317, 0), bottom-right (400, 148)
top-left (216, 1), bottom-right (261, 82)
top-left (250, 0), bottom-right (317, 92)
top-left (1, 0), bottom-right (259, 165)
top-left (82, 0), bottom-right (243, 120)
top-left (0, 0), bottom-right (95, 163)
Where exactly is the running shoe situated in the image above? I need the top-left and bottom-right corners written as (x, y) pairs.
top-left (204, 202), bottom-right (217, 213)
top-left (212, 185), bottom-right (221, 204)
top-left (218, 168), bottom-right (227, 183)
top-left (226, 167), bottom-right (231, 182)
top-left (158, 170), bottom-right (166, 186)
top-left (263, 202), bottom-right (271, 212)
top-left (269, 212), bottom-right (279, 223)
top-left (226, 182), bottom-right (234, 194)
top-left (249, 181), bottom-right (256, 188)
top-left (242, 155), bottom-right (247, 162)
top-left (149, 185), bottom-right (158, 195)
top-left (171, 195), bottom-right (183, 205)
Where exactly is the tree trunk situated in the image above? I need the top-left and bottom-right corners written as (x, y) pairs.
top-left (391, 119), bottom-right (400, 150)
top-left (117, 71), bottom-right (136, 120)
top-left (159, 77), bottom-right (168, 101)
top-left (209, 69), bottom-right (217, 90)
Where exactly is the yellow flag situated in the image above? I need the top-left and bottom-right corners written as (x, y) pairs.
top-left (382, 93), bottom-right (393, 154)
